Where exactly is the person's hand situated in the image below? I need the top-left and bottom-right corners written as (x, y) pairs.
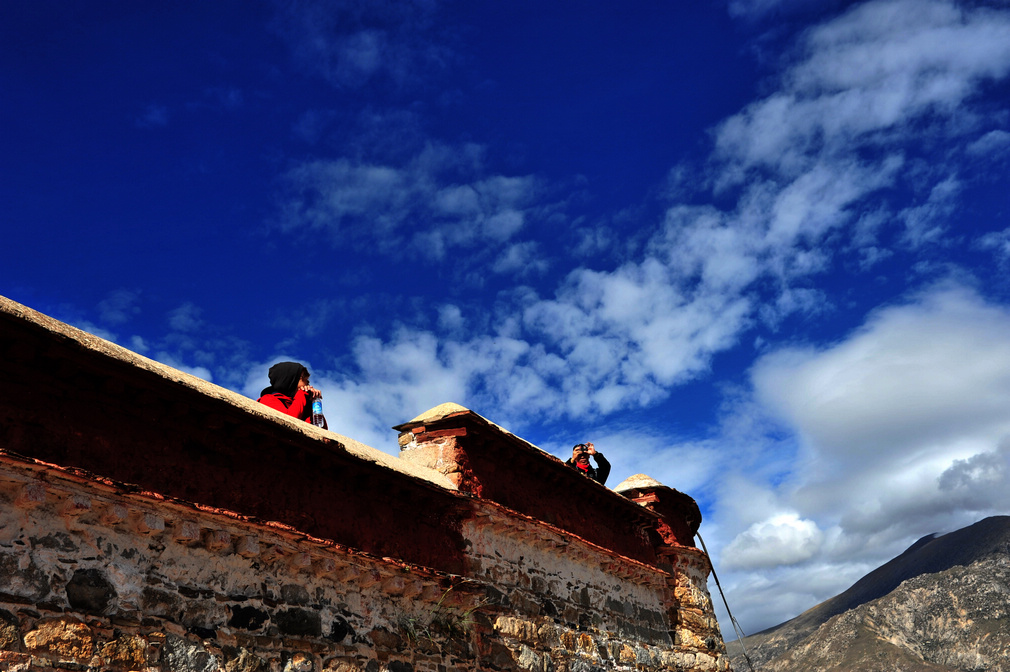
top-left (300, 384), bottom-right (322, 400)
top-left (585, 442), bottom-right (596, 455)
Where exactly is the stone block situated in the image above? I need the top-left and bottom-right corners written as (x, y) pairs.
top-left (536, 622), bottom-right (559, 648)
top-left (367, 627), bottom-right (403, 651)
top-left (101, 503), bottom-right (129, 525)
top-left (176, 521), bottom-right (203, 544)
top-left (0, 650), bottom-right (31, 668)
top-left (516, 644), bottom-right (542, 671)
top-left (14, 482), bottom-right (45, 508)
top-left (385, 661), bottom-right (413, 672)
top-left (322, 659), bottom-right (365, 672)
top-left (63, 494), bottom-right (91, 516)
top-left (180, 601), bottom-right (229, 632)
top-left (328, 615), bottom-right (354, 643)
top-left (678, 607), bottom-right (713, 634)
top-left (0, 609), bottom-right (19, 649)
top-left (142, 586), bottom-right (184, 619)
top-left (275, 609), bottom-right (322, 637)
top-left (161, 634), bottom-right (218, 672)
top-left (222, 646), bottom-right (268, 672)
top-left (235, 536), bottom-right (260, 558)
top-left (23, 617), bottom-right (95, 662)
top-left (357, 570), bottom-right (381, 588)
top-left (0, 551), bottom-right (50, 602)
top-left (282, 584), bottom-right (311, 605)
top-left (380, 577), bottom-right (406, 595)
top-left (229, 606), bottom-right (269, 631)
top-left (508, 592), bottom-right (542, 617)
top-left (100, 634), bottom-right (149, 668)
top-left (314, 557), bottom-right (337, 576)
top-left (208, 529), bottom-right (233, 552)
top-left (291, 553), bottom-right (314, 571)
top-left (135, 512), bottom-right (165, 535)
top-left (494, 616), bottom-right (538, 643)
top-left (284, 651), bottom-right (316, 672)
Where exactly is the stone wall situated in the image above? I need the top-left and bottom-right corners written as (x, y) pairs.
top-left (0, 295), bottom-right (732, 672)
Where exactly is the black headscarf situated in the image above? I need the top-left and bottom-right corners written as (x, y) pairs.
top-left (260, 361), bottom-right (307, 398)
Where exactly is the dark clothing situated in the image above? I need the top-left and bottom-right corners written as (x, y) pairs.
top-left (260, 361), bottom-right (307, 399)
top-left (565, 453), bottom-right (611, 485)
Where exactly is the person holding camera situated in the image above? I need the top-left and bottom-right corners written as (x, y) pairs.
top-left (565, 442), bottom-right (610, 485)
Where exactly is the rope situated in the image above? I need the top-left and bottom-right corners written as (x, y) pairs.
top-left (695, 530), bottom-right (756, 672)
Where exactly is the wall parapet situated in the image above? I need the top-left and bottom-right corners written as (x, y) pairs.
top-left (394, 403), bottom-right (661, 564)
top-left (0, 294), bottom-right (732, 672)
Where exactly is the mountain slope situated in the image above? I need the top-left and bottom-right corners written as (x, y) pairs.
top-left (756, 553), bottom-right (1010, 671)
top-left (730, 515), bottom-right (1010, 670)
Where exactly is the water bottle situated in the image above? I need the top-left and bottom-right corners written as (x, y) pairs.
top-left (311, 397), bottom-right (325, 427)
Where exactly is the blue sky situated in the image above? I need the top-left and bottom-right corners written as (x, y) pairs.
top-left (4, 0), bottom-right (1010, 634)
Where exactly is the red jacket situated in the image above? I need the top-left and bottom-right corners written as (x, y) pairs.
top-left (258, 389), bottom-right (313, 423)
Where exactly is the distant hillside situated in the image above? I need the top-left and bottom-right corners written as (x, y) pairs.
top-left (729, 515), bottom-right (1010, 671)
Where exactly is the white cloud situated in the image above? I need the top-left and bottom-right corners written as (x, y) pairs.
top-left (129, 335), bottom-right (148, 353)
top-left (753, 285), bottom-right (1010, 468)
top-left (708, 0), bottom-right (1010, 292)
top-left (98, 289), bottom-right (141, 325)
top-left (168, 302), bottom-right (203, 332)
top-left (270, 0), bottom-right (444, 90)
top-left (279, 158), bottom-right (411, 235)
top-left (718, 0), bottom-right (1010, 180)
top-left (278, 147), bottom-right (540, 260)
top-left (899, 175), bottom-right (960, 245)
top-left (724, 513), bottom-right (824, 569)
top-left (975, 226), bottom-right (1010, 263)
top-left (936, 440), bottom-right (1010, 511)
top-left (967, 129), bottom-right (1010, 157)
top-left (706, 283), bottom-right (1010, 632)
top-left (437, 304), bottom-right (465, 332)
top-left (338, 30), bottom-right (384, 83)
top-left (493, 241), bottom-right (548, 276)
top-left (715, 558), bottom-right (875, 635)
top-left (155, 352), bottom-right (213, 383)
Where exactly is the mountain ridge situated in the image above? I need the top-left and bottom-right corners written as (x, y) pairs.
top-left (730, 515), bottom-right (1010, 670)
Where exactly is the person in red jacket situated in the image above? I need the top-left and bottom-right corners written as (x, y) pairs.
top-left (257, 361), bottom-right (323, 425)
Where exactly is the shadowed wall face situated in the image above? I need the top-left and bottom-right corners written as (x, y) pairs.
top-left (0, 306), bottom-right (468, 574)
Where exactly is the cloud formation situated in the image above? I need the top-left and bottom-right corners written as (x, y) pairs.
top-left (278, 145), bottom-right (540, 259)
top-left (263, 0), bottom-right (1010, 443)
top-left (717, 284), bottom-right (1010, 630)
top-left (270, 0), bottom-right (447, 90)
